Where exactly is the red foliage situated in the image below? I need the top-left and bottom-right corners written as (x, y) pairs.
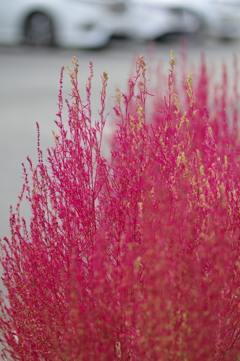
top-left (1, 53), bottom-right (240, 360)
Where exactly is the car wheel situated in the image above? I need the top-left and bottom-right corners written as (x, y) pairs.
top-left (24, 12), bottom-right (54, 46)
top-left (181, 10), bottom-right (204, 35)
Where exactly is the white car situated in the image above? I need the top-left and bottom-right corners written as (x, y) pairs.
top-left (209, 0), bottom-right (240, 39)
top-left (131, 0), bottom-right (240, 40)
top-left (0, 0), bottom-right (182, 49)
top-left (0, 0), bottom-right (126, 48)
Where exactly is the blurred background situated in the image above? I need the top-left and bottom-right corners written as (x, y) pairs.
top-left (1, 0), bottom-right (240, 242)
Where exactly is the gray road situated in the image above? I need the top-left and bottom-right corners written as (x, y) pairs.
top-left (0, 37), bottom-right (240, 241)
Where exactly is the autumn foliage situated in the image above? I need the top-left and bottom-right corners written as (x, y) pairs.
top-left (0, 53), bottom-right (240, 360)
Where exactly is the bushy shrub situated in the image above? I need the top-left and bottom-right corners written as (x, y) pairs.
top-left (1, 53), bottom-right (240, 360)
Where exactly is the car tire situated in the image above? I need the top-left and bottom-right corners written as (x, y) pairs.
top-left (185, 12), bottom-right (202, 33)
top-left (24, 12), bottom-right (54, 46)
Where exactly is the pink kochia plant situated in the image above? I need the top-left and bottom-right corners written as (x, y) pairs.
top-left (1, 52), bottom-right (240, 360)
